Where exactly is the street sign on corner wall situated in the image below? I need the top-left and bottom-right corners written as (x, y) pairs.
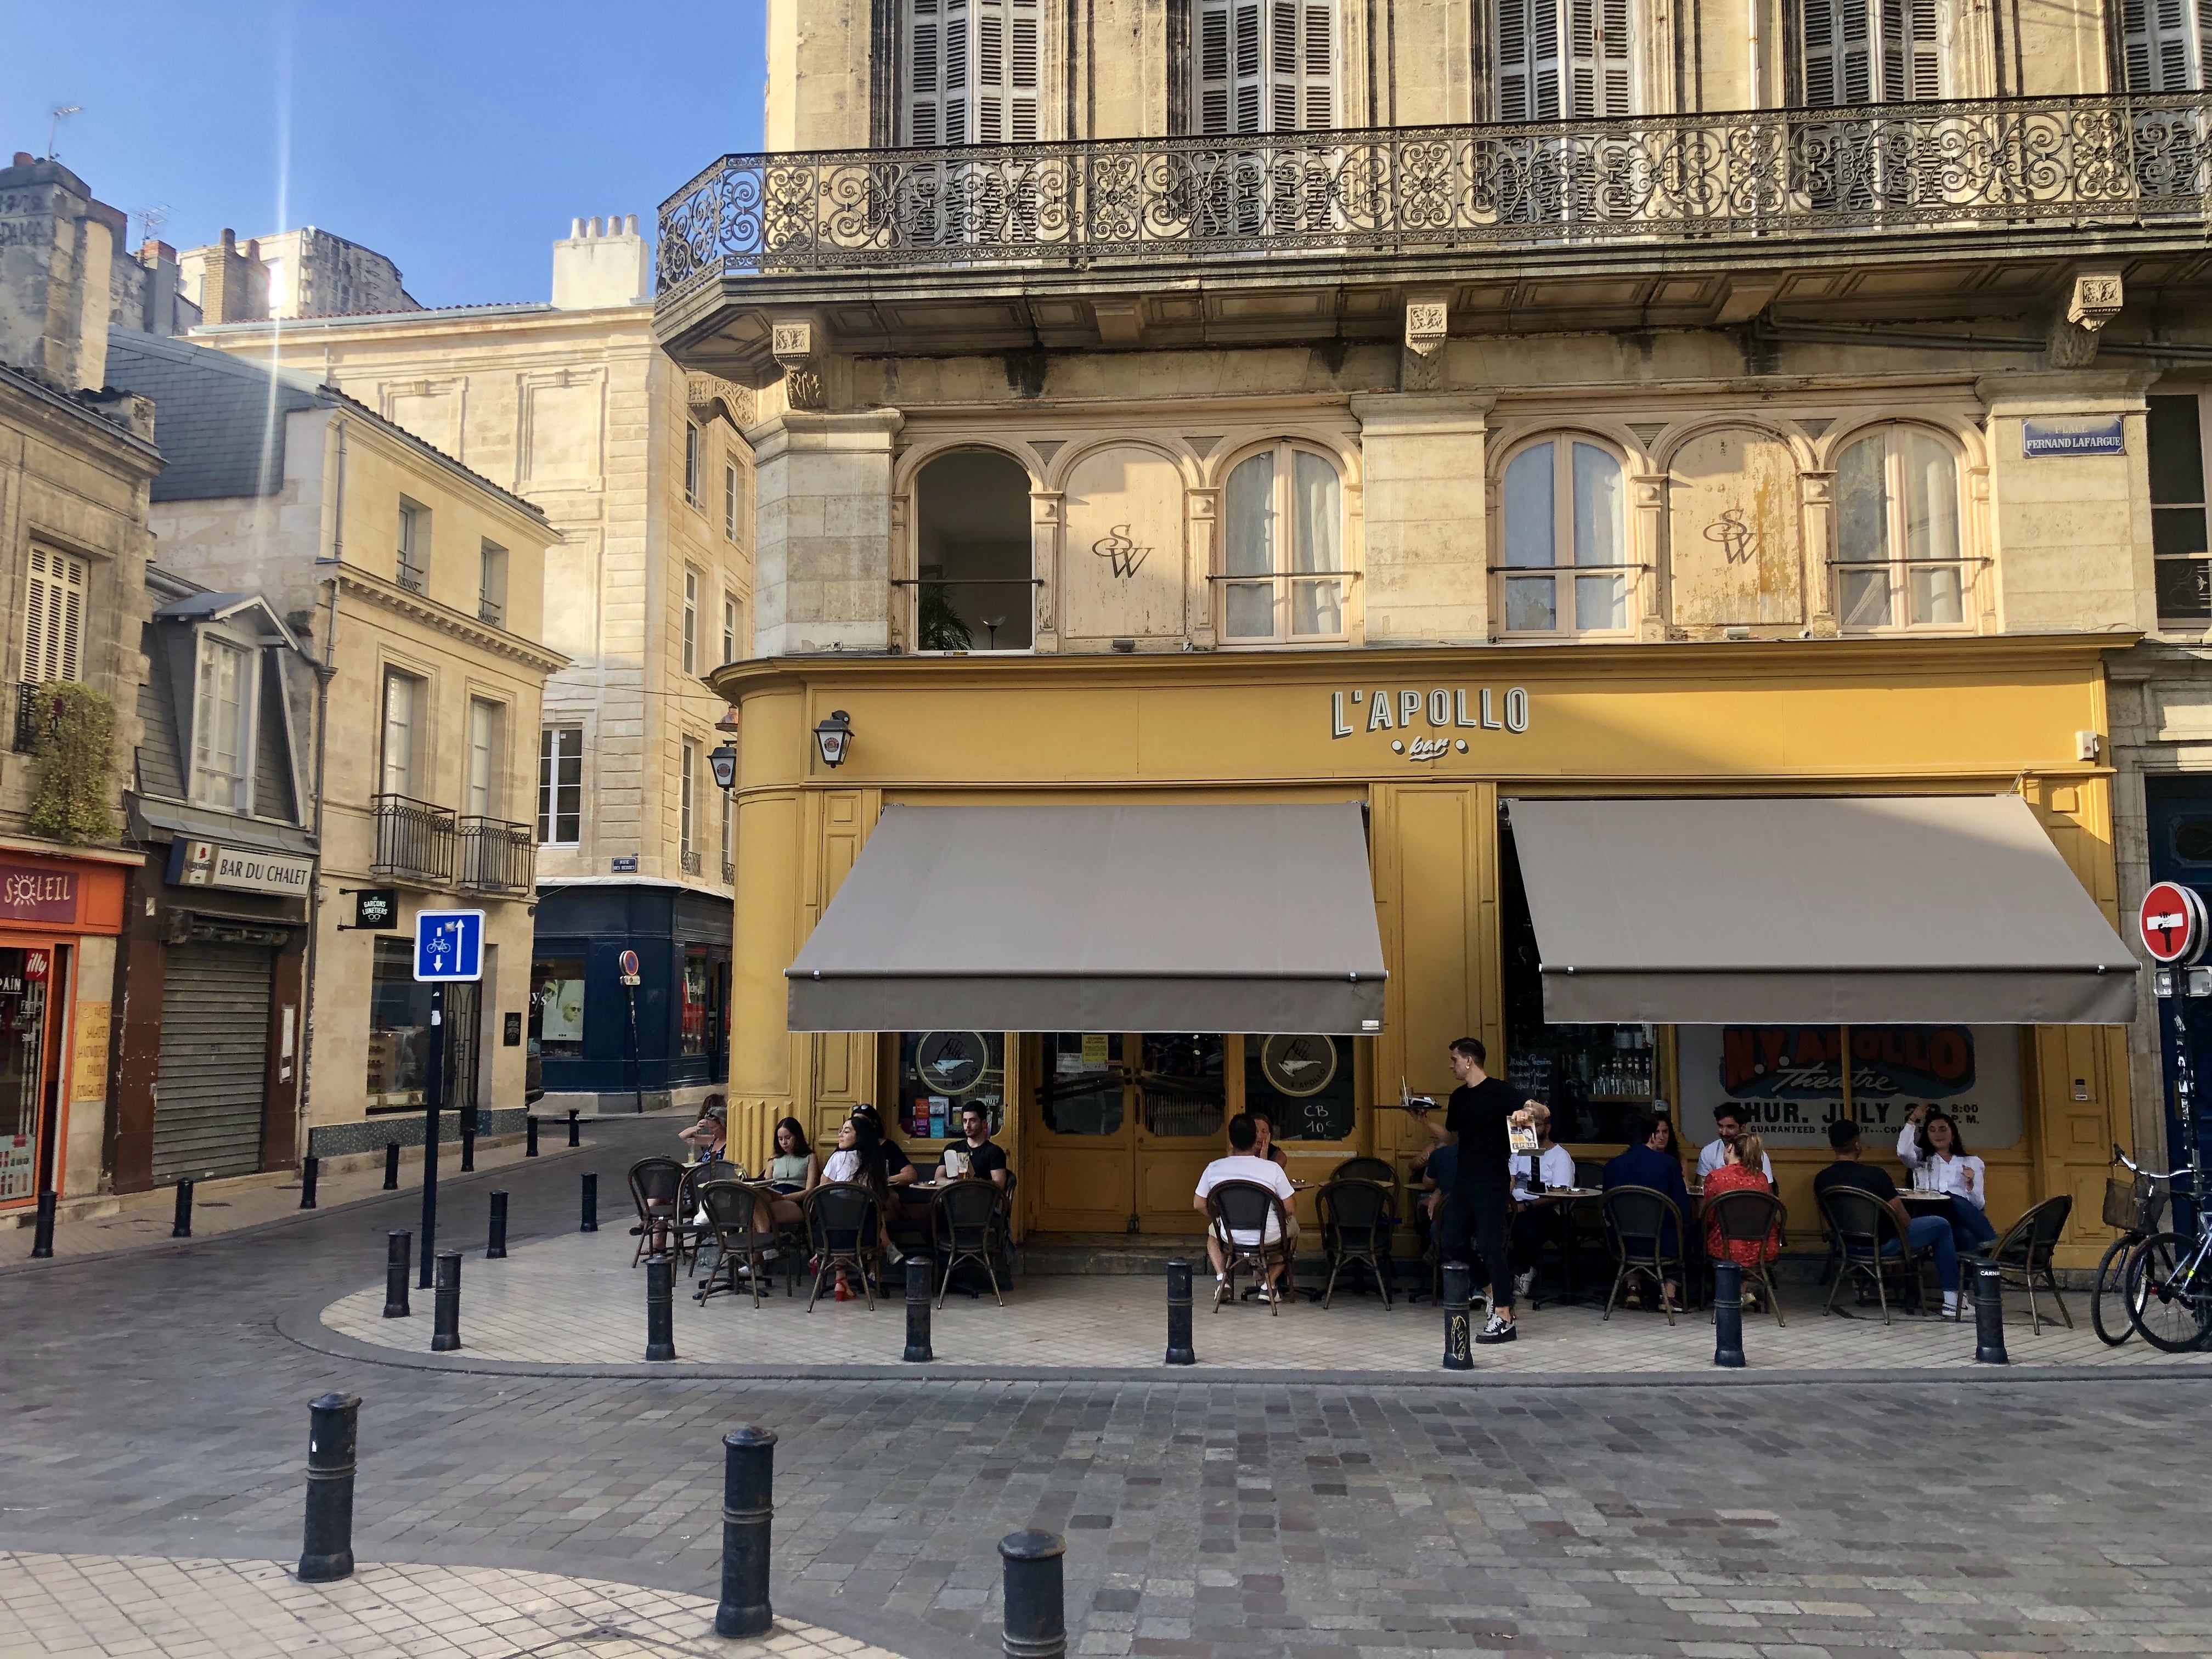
top-left (2141, 881), bottom-right (2208, 966)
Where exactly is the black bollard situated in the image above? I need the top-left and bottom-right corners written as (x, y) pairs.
top-left (1164, 1257), bottom-right (1195, 1365)
top-left (172, 1179), bottom-right (194, 1239)
top-left (382, 1230), bottom-right (411, 1318)
top-left (1972, 1260), bottom-right (2008, 1364)
top-left (296, 1391), bottom-right (360, 1583)
top-left (715, 1427), bottom-right (777, 1638)
top-left (567, 1108), bottom-right (581, 1149)
top-left (30, 1189), bottom-right (55, 1259)
top-left (646, 1252), bottom-right (678, 1361)
top-left (904, 1256), bottom-right (935, 1362)
top-left (581, 1171), bottom-right (598, 1232)
top-left (1441, 1260), bottom-right (1473, 1370)
top-left (460, 1116), bottom-right (475, 1173)
top-left (999, 1531), bottom-right (1068, 1659)
top-left (383, 1141), bottom-right (400, 1190)
top-left (526, 1114), bottom-right (539, 1158)
top-left (1712, 1259), bottom-right (1747, 1369)
top-left (431, 1250), bottom-right (462, 1352)
top-left (487, 1191), bottom-right (509, 1260)
top-left (300, 1156), bottom-right (319, 1210)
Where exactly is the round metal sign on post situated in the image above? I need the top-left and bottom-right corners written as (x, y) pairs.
top-left (618, 948), bottom-right (642, 988)
top-left (2139, 881), bottom-right (2209, 964)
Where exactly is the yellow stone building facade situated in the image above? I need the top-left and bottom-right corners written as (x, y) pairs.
top-left (665, 0), bottom-right (2209, 1263)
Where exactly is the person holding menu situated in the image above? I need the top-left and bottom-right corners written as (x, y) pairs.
top-left (1413, 1037), bottom-right (1537, 1344)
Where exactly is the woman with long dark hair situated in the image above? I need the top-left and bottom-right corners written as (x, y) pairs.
top-left (1899, 1105), bottom-right (1996, 1251)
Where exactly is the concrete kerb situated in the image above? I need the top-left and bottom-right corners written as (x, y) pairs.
top-left (275, 1289), bottom-right (2212, 1390)
top-left (0, 1138), bottom-right (601, 1282)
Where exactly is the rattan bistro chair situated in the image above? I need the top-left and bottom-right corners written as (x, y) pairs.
top-left (1818, 1187), bottom-right (1931, 1324)
top-left (674, 1159), bottom-right (741, 1273)
top-left (1315, 1180), bottom-right (1395, 1309)
top-left (804, 1182), bottom-right (884, 1312)
top-left (1601, 1185), bottom-right (1690, 1327)
top-left (1971, 1193), bottom-right (2075, 1334)
top-left (1703, 1188), bottom-right (1787, 1327)
top-left (695, 1181), bottom-right (782, 1308)
top-left (931, 1178), bottom-right (1008, 1307)
top-left (628, 1158), bottom-right (687, 1267)
top-left (1206, 1180), bottom-right (1295, 1313)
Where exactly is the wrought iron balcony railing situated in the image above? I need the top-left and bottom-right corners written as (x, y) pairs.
top-left (371, 793), bottom-right (456, 885)
top-left (13, 684), bottom-right (52, 754)
top-left (458, 815), bottom-right (535, 895)
top-left (659, 94), bottom-right (2212, 296)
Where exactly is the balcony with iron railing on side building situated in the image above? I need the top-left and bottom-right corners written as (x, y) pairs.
top-left (458, 815), bottom-right (535, 895)
top-left (12, 684), bottom-right (52, 754)
top-left (371, 793), bottom-right (456, 885)
top-left (654, 94), bottom-right (2212, 365)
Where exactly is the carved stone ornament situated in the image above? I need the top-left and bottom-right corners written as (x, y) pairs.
top-left (2067, 270), bottom-right (2124, 332)
top-left (685, 371), bottom-right (755, 430)
top-left (771, 321), bottom-right (824, 411)
top-left (1405, 302), bottom-right (1449, 347)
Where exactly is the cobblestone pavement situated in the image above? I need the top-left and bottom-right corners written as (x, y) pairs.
top-left (6, 1115), bottom-right (2212, 1659)
top-left (318, 1223), bottom-right (2211, 1377)
top-left (0, 1551), bottom-right (904, 1658)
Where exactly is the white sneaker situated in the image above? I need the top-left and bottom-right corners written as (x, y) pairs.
top-left (1942, 1290), bottom-right (1961, 1318)
top-left (1513, 1270), bottom-right (1535, 1297)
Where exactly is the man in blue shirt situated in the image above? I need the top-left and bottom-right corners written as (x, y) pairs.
top-left (1602, 1111), bottom-right (1695, 1311)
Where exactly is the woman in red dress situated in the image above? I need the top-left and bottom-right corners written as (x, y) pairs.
top-left (1702, 1132), bottom-right (1781, 1284)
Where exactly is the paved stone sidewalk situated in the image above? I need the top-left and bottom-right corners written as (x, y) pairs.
top-left (319, 1222), bottom-right (2212, 1376)
top-left (0, 1551), bottom-right (907, 1658)
top-left (0, 1129), bottom-right (609, 1268)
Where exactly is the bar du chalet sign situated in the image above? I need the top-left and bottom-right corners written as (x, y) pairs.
top-left (1329, 685), bottom-right (1531, 761)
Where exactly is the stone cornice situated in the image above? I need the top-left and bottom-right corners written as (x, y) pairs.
top-left (335, 567), bottom-right (570, 673)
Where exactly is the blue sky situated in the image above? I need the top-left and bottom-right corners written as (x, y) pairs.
top-left (4, 2), bottom-right (767, 309)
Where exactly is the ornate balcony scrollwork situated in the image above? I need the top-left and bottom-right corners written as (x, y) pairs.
top-left (657, 95), bottom-right (2212, 297)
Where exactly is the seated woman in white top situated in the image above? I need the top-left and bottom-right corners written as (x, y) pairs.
top-left (1898, 1106), bottom-right (1998, 1253)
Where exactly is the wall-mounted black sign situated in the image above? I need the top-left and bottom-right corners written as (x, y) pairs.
top-left (353, 888), bottom-right (400, 930)
top-left (504, 1011), bottom-right (523, 1047)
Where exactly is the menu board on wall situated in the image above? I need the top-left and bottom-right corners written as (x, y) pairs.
top-left (1674, 1025), bottom-right (2023, 1152)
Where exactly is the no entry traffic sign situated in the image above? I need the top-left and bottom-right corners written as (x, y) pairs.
top-left (2140, 881), bottom-right (2208, 965)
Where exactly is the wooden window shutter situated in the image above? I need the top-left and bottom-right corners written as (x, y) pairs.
top-left (1905, 0), bottom-right (1941, 97)
top-left (1498, 0), bottom-right (1534, 118)
top-left (1798, 0), bottom-right (1874, 104)
top-left (1011, 0), bottom-right (1039, 142)
top-left (1494, 0), bottom-right (1572, 119)
top-left (1197, 0), bottom-right (1331, 132)
top-left (22, 547), bottom-right (87, 685)
top-left (1601, 0), bottom-right (1632, 112)
top-left (2126, 0), bottom-right (2205, 87)
top-left (1198, 0), bottom-right (1233, 131)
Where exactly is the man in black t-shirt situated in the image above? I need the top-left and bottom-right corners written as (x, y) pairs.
top-left (1815, 1117), bottom-right (1961, 1314)
top-left (948, 1103), bottom-right (1009, 1189)
top-left (1413, 1036), bottom-right (1537, 1344)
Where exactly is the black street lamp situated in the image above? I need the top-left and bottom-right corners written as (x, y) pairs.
top-left (813, 709), bottom-right (853, 769)
top-left (709, 741), bottom-right (737, 792)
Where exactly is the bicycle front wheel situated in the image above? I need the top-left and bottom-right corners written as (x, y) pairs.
top-left (2091, 1234), bottom-right (2137, 1346)
top-left (2126, 1232), bottom-right (2212, 1353)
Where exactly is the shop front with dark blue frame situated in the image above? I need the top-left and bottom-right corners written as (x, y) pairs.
top-left (529, 883), bottom-right (730, 1114)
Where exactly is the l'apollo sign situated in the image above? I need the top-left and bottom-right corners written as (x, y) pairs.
top-left (1331, 686), bottom-right (1531, 761)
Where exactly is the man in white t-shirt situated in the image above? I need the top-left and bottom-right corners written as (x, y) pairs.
top-left (1194, 1113), bottom-right (1298, 1288)
top-left (1697, 1107), bottom-right (1773, 1182)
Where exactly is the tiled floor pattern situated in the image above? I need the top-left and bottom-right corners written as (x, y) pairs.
top-left (0, 1551), bottom-right (907, 1659)
top-left (322, 1224), bottom-right (2212, 1373)
top-left (0, 1133), bottom-right (597, 1267)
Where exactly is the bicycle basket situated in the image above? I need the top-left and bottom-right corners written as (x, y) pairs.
top-left (2103, 1173), bottom-right (2167, 1233)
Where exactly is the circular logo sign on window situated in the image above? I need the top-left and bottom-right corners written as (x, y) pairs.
top-left (1259, 1034), bottom-right (1338, 1098)
top-left (915, 1031), bottom-right (991, 1097)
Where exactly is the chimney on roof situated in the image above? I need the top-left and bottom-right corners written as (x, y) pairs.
top-left (194, 226), bottom-right (270, 324)
top-left (551, 210), bottom-right (651, 311)
top-left (0, 150), bottom-right (115, 388)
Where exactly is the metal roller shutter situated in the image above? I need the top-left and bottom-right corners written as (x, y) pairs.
top-left (153, 944), bottom-right (274, 1183)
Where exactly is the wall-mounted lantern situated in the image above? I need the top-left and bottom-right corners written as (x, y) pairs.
top-left (813, 709), bottom-right (853, 769)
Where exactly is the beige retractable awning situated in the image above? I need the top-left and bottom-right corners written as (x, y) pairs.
top-left (786, 803), bottom-right (1389, 1034)
top-left (1506, 794), bottom-right (2140, 1026)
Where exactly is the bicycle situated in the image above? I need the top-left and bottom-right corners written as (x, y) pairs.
top-left (2091, 1146), bottom-right (2177, 1346)
top-left (2126, 1198), bottom-right (2212, 1353)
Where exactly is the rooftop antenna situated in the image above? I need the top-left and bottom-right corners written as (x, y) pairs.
top-left (135, 204), bottom-right (172, 244)
top-left (47, 105), bottom-right (82, 160)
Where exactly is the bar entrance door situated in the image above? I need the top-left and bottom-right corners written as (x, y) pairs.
top-left (1025, 1033), bottom-right (1226, 1234)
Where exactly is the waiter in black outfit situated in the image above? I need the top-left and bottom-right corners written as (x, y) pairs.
top-left (1412, 1036), bottom-right (1537, 1344)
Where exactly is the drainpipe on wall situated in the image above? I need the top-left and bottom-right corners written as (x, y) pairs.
top-left (296, 411), bottom-right (346, 1165)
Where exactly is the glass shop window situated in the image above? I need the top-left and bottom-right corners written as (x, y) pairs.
top-left (1243, 1033), bottom-right (1356, 1142)
top-left (2150, 393), bottom-right (2212, 625)
top-left (1138, 1032), bottom-right (1226, 1138)
top-left (898, 1031), bottom-right (1007, 1140)
top-left (1500, 816), bottom-right (1661, 1146)
top-left (681, 946), bottom-right (711, 1058)
top-left (0, 947), bottom-right (52, 1201)
top-left (367, 936), bottom-right (434, 1107)
top-left (1039, 1031), bottom-right (1124, 1135)
top-left (531, 955), bottom-right (587, 1060)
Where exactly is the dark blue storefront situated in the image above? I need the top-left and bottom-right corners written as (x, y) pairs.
top-left (529, 883), bottom-right (730, 1113)
top-left (2147, 777), bottom-right (2212, 1212)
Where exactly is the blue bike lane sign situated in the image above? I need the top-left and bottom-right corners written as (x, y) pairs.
top-left (414, 910), bottom-right (486, 981)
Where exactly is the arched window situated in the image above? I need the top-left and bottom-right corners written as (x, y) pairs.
top-left (1498, 437), bottom-right (1629, 635)
top-left (1220, 442), bottom-right (1345, 642)
top-left (1833, 426), bottom-right (1966, 629)
top-left (912, 449), bottom-right (1034, 651)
